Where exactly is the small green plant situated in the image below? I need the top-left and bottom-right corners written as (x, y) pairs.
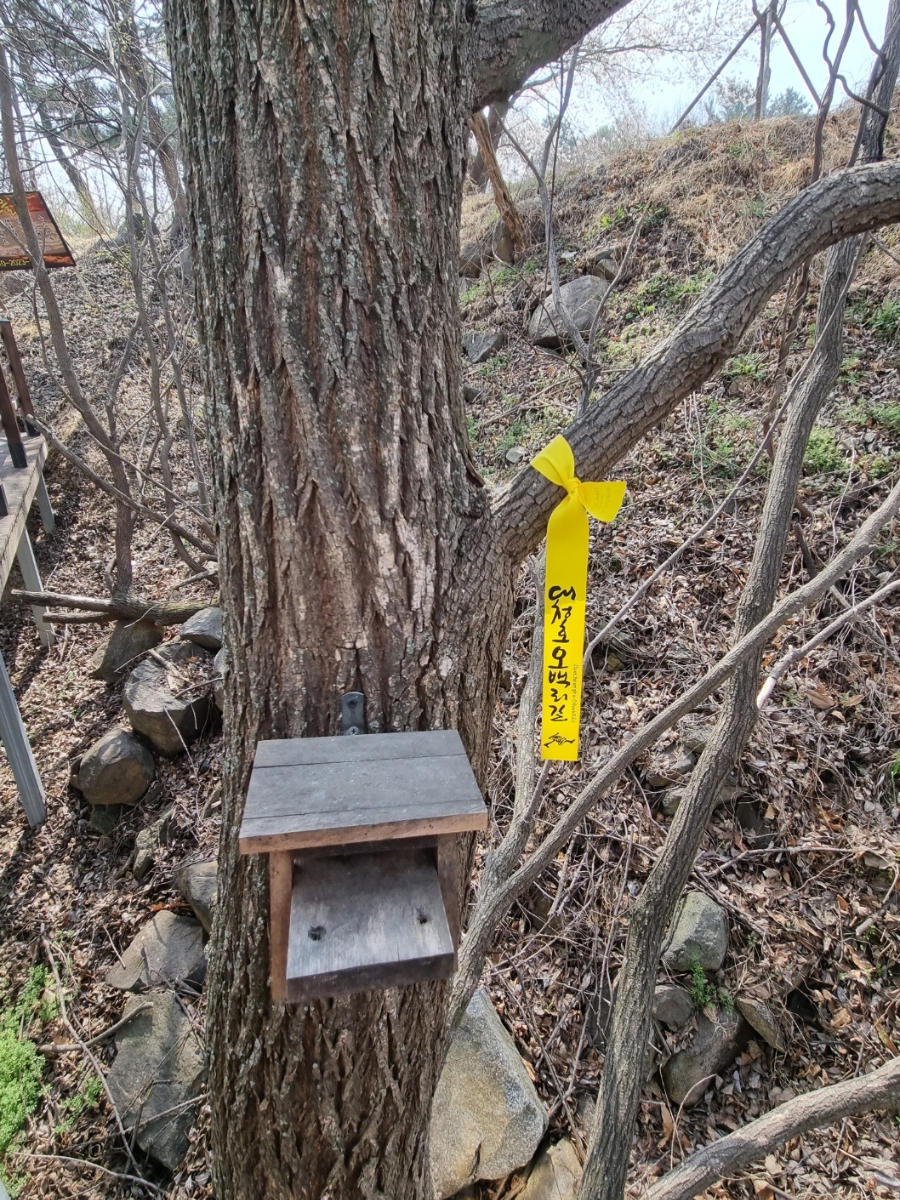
top-left (865, 454), bottom-right (895, 480)
top-left (839, 352), bottom-right (864, 389)
top-left (870, 297), bottom-right (900, 342)
top-left (477, 353), bottom-right (508, 378)
top-left (689, 965), bottom-right (717, 1008)
top-left (55, 1073), bottom-right (102, 1136)
top-left (804, 426), bottom-right (845, 474)
top-left (848, 293), bottom-right (900, 341)
top-left (854, 402), bottom-right (900, 437)
top-left (689, 965), bottom-right (733, 1011)
top-left (721, 352), bottom-right (766, 385)
top-left (460, 279), bottom-right (488, 305)
top-left (1, 968), bottom-right (48, 1166)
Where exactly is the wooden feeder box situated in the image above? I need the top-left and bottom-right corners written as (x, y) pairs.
top-left (239, 730), bottom-right (486, 1003)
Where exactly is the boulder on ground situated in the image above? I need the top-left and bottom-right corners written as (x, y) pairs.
top-left (90, 619), bottom-right (163, 682)
top-left (429, 989), bottom-right (548, 1199)
top-left (106, 990), bottom-right (206, 1171)
top-left (680, 723), bottom-right (713, 756)
top-left (653, 984), bottom-right (694, 1030)
top-left (520, 1138), bottom-right (582, 1200)
top-left (105, 911), bottom-right (206, 992)
top-left (175, 860), bottom-right (218, 933)
top-left (90, 804), bottom-right (122, 835)
top-left (662, 892), bottom-right (728, 972)
top-left (528, 277), bottom-right (609, 348)
top-left (124, 641), bottom-right (214, 756)
top-left (662, 1008), bottom-right (748, 1106)
top-left (133, 806), bottom-right (176, 882)
top-left (737, 996), bottom-right (785, 1050)
top-left (460, 241), bottom-right (483, 278)
top-left (178, 606), bottom-right (223, 651)
top-left (463, 331), bottom-right (505, 364)
top-left (644, 750), bottom-right (695, 789)
top-left (78, 728), bottom-right (155, 807)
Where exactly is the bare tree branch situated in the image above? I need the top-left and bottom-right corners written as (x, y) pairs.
top-left (643, 1055), bottom-right (900, 1200)
top-left (493, 160), bottom-right (900, 563)
top-left (471, 0), bottom-right (630, 108)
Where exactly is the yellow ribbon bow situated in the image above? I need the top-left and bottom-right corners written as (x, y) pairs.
top-left (530, 435), bottom-right (626, 761)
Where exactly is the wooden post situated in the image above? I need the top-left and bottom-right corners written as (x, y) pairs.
top-left (0, 319), bottom-right (36, 433)
top-left (269, 851), bottom-right (293, 1002)
top-left (0, 360), bottom-right (26, 468)
top-left (15, 528), bottom-right (55, 648)
top-left (0, 649), bottom-right (45, 826)
top-left (35, 474), bottom-right (55, 533)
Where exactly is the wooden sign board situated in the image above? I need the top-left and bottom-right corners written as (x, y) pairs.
top-left (0, 192), bottom-right (75, 270)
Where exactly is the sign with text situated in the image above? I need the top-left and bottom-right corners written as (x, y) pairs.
top-left (0, 192), bottom-right (75, 270)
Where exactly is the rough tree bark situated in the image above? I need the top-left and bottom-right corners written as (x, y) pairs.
top-left (164, 0), bottom-right (900, 1191)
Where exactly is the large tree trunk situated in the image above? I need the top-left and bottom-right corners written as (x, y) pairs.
top-left (166, 1), bottom-right (514, 1195)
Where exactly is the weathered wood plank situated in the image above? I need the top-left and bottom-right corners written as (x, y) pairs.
top-left (285, 848), bottom-right (454, 1001)
top-left (239, 749), bottom-right (486, 853)
top-left (254, 728), bottom-right (465, 768)
top-left (269, 851), bottom-right (293, 1002)
top-left (0, 436), bottom-right (46, 596)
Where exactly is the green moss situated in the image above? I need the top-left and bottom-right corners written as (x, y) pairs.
top-left (0, 967), bottom-right (49, 1174)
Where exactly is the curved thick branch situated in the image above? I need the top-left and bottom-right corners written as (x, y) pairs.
top-left (644, 1055), bottom-right (900, 1200)
top-left (471, 0), bottom-right (629, 107)
top-left (493, 159), bottom-right (900, 565)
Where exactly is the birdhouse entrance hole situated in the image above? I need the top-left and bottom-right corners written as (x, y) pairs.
top-left (238, 730), bottom-right (486, 1002)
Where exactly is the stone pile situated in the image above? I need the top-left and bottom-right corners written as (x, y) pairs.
top-left (73, 611), bottom-right (225, 1173)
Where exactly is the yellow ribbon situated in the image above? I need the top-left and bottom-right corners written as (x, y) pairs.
top-left (530, 435), bottom-right (626, 761)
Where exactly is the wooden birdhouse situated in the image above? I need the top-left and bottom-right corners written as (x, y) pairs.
top-left (239, 730), bottom-right (486, 1003)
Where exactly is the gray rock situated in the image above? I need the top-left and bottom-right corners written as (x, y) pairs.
top-left (653, 984), bottom-right (694, 1030)
top-left (430, 989), bottom-right (548, 1198)
top-left (106, 990), bottom-right (206, 1171)
top-left (105, 911), bottom-right (206, 992)
top-left (79, 728), bottom-right (155, 807)
top-left (644, 751), bottom-right (695, 789)
top-left (737, 996), bottom-right (785, 1050)
top-left (463, 383), bottom-right (483, 404)
top-left (124, 642), bottom-right (214, 756)
top-left (662, 892), bottom-right (728, 972)
top-left (90, 619), bottom-right (163, 683)
top-left (178, 607), bottom-right (223, 651)
top-left (460, 241), bottom-right (483, 278)
top-left (520, 1138), bottom-right (582, 1200)
top-left (662, 1009), bottom-right (747, 1106)
top-left (528, 277), bottom-right (610, 348)
top-left (213, 648), bottom-right (226, 712)
top-left (660, 789), bottom-right (685, 817)
top-left (463, 331), bottom-right (504, 364)
top-left (505, 445), bottom-right (528, 464)
top-left (90, 804), bottom-right (122, 835)
top-left (175, 861), bottom-right (217, 934)
top-left (133, 806), bottom-right (176, 882)
top-left (680, 723), bottom-right (713, 756)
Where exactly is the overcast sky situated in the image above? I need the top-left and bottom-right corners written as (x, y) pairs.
top-left (567, 0), bottom-right (891, 133)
